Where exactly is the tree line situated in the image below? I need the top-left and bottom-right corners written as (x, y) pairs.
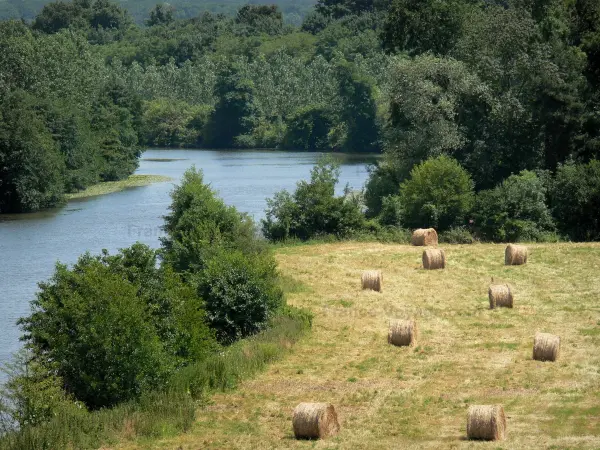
top-left (1, 0), bottom-right (600, 238)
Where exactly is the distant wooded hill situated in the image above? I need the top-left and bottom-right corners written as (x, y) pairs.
top-left (0, 0), bottom-right (316, 24)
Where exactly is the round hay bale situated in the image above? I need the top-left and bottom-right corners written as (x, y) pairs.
top-left (292, 402), bottom-right (340, 440)
top-left (488, 284), bottom-right (513, 309)
top-left (411, 228), bottom-right (438, 246)
top-left (422, 249), bottom-right (446, 270)
top-left (388, 319), bottom-right (417, 347)
top-left (505, 244), bottom-right (528, 265)
top-left (533, 332), bottom-right (560, 362)
top-left (361, 270), bottom-right (382, 292)
top-left (467, 405), bottom-right (507, 441)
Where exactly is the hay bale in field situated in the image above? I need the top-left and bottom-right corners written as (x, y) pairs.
top-left (533, 332), bottom-right (560, 362)
top-left (361, 270), bottom-right (383, 292)
top-left (467, 405), bottom-right (506, 441)
top-left (422, 248), bottom-right (446, 270)
top-left (411, 228), bottom-right (438, 246)
top-left (505, 244), bottom-right (528, 265)
top-left (488, 284), bottom-right (513, 309)
top-left (388, 319), bottom-right (417, 347)
top-left (292, 402), bottom-right (340, 440)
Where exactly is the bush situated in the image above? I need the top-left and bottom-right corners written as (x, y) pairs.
top-left (161, 167), bottom-right (266, 273)
top-left (18, 244), bottom-right (217, 409)
top-left (439, 227), bottom-right (476, 244)
top-left (551, 160), bottom-right (600, 241)
top-left (398, 155), bottom-right (475, 231)
top-left (262, 158), bottom-right (365, 241)
top-left (363, 163), bottom-right (400, 218)
top-left (473, 170), bottom-right (555, 242)
top-left (198, 251), bottom-right (284, 344)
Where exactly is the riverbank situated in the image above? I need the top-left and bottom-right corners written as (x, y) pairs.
top-left (66, 175), bottom-right (173, 200)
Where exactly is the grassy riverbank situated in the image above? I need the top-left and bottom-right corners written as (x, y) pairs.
top-left (66, 175), bottom-right (173, 200)
top-left (116, 241), bottom-right (600, 449)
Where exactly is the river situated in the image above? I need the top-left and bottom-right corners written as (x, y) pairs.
top-left (0, 149), bottom-right (373, 377)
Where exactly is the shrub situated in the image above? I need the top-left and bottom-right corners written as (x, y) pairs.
top-left (262, 158), bottom-right (365, 241)
top-left (473, 170), bottom-right (555, 242)
top-left (197, 251), bottom-right (284, 344)
top-left (439, 227), bottom-right (476, 244)
top-left (161, 167), bottom-right (266, 273)
top-left (550, 160), bottom-right (600, 241)
top-left (18, 244), bottom-right (217, 409)
top-left (398, 155), bottom-right (475, 231)
top-left (378, 195), bottom-right (403, 226)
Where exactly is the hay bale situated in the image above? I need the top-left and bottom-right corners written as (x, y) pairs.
top-left (388, 319), bottom-right (417, 347)
top-left (488, 284), bottom-right (513, 309)
top-left (422, 248), bottom-right (446, 270)
top-left (505, 244), bottom-right (528, 265)
top-left (467, 405), bottom-right (507, 441)
top-left (361, 270), bottom-right (383, 292)
top-left (533, 332), bottom-right (560, 362)
top-left (411, 228), bottom-right (438, 246)
top-left (292, 402), bottom-right (340, 440)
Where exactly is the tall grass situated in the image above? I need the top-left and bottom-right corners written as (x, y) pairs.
top-left (0, 308), bottom-right (311, 450)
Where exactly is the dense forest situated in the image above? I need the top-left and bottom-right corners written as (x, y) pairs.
top-left (0, 0), bottom-right (316, 25)
top-left (1, 0), bottom-right (600, 237)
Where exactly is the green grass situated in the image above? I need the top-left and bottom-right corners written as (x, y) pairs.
top-left (66, 175), bottom-right (172, 200)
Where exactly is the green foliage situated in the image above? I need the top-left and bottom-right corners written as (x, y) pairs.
top-left (262, 157), bottom-right (365, 241)
top-left (204, 64), bottom-right (258, 148)
top-left (18, 244), bottom-right (216, 409)
top-left (398, 155), bottom-right (475, 231)
top-left (0, 90), bottom-right (65, 213)
top-left (146, 3), bottom-right (174, 27)
top-left (198, 251), bottom-right (284, 344)
top-left (551, 160), bottom-right (600, 241)
top-left (141, 99), bottom-right (209, 147)
top-left (161, 167), bottom-right (265, 273)
top-left (439, 226), bottom-right (476, 244)
top-left (473, 170), bottom-right (555, 242)
top-left (282, 104), bottom-right (334, 150)
top-left (336, 62), bottom-right (380, 152)
top-left (235, 4), bottom-right (284, 35)
top-left (382, 0), bottom-right (468, 55)
top-left (363, 163), bottom-right (399, 217)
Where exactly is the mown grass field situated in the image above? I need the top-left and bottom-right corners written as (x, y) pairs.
top-left (117, 242), bottom-right (600, 449)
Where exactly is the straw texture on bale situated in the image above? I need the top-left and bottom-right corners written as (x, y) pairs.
top-left (467, 405), bottom-right (507, 441)
top-left (505, 244), bottom-right (528, 265)
top-left (292, 403), bottom-right (340, 440)
top-left (488, 284), bottom-right (513, 309)
top-left (422, 249), bottom-right (446, 270)
top-left (411, 228), bottom-right (438, 246)
top-left (533, 332), bottom-right (560, 362)
top-left (361, 270), bottom-right (383, 292)
top-left (388, 319), bottom-right (417, 347)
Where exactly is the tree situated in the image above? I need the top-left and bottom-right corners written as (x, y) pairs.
top-left (235, 4), bottom-right (283, 35)
top-left (0, 91), bottom-right (65, 213)
top-left (146, 3), bottom-right (174, 26)
top-left (262, 158), bottom-right (365, 240)
top-left (397, 155), bottom-right (475, 231)
top-left (382, 0), bottom-right (469, 55)
top-left (337, 62), bottom-right (380, 152)
top-left (204, 65), bottom-right (258, 148)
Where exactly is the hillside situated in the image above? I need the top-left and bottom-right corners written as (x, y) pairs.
top-left (115, 241), bottom-right (600, 449)
top-left (0, 0), bottom-right (316, 24)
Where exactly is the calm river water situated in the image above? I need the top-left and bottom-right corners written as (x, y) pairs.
top-left (0, 149), bottom-right (372, 377)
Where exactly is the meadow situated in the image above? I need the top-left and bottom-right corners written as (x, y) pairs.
top-left (110, 241), bottom-right (600, 449)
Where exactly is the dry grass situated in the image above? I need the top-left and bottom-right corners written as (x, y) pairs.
top-left (114, 242), bottom-right (600, 449)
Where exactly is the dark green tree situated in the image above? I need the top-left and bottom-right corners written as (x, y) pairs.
top-left (204, 65), bottom-right (258, 148)
top-left (146, 3), bottom-right (174, 26)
